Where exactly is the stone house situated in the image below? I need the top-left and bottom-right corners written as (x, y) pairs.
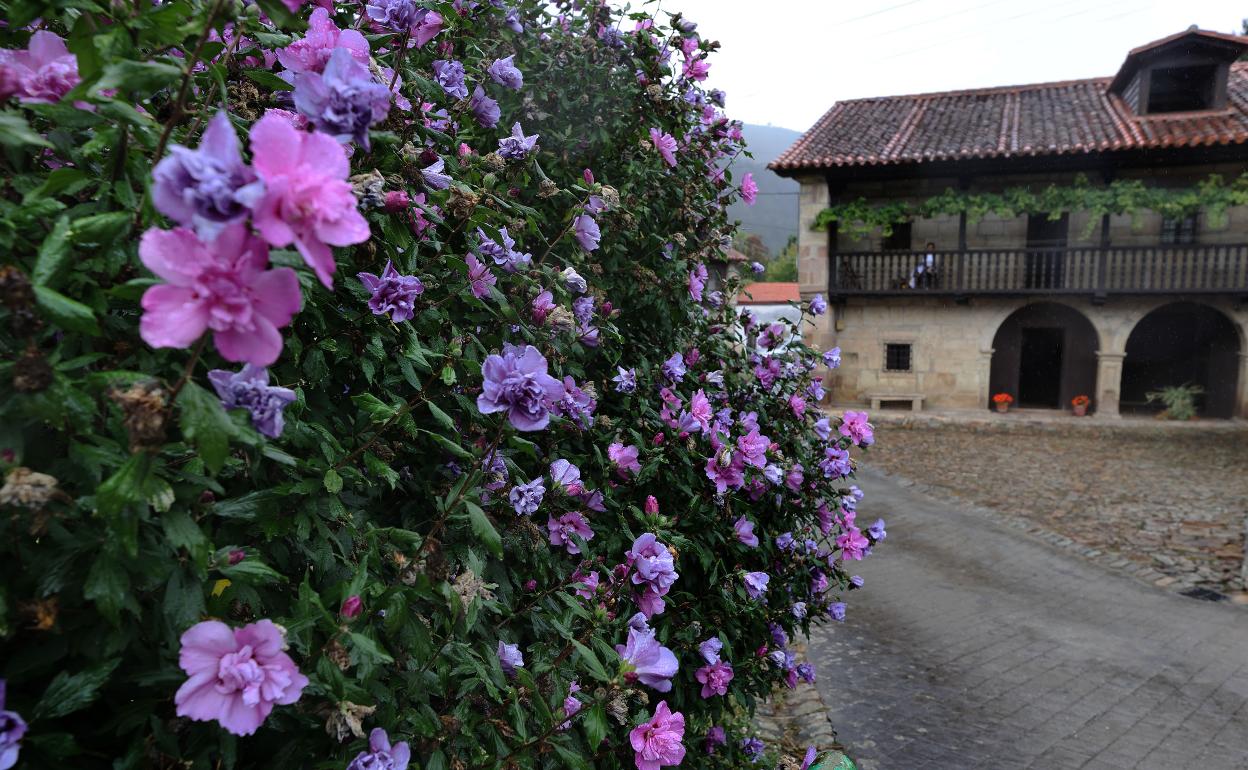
top-left (771, 29), bottom-right (1248, 418)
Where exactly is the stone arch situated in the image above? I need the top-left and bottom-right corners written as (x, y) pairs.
top-left (1121, 301), bottom-right (1242, 418)
top-left (988, 302), bottom-right (1100, 410)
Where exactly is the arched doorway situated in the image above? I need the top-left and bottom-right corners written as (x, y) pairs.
top-left (989, 303), bottom-right (1099, 410)
top-left (1122, 302), bottom-right (1241, 418)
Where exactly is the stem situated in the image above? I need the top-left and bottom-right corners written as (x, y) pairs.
top-left (152, 0), bottom-right (227, 163)
top-left (413, 421), bottom-right (506, 560)
top-left (388, 31), bottom-right (411, 93)
top-left (332, 391), bottom-right (426, 470)
top-left (535, 195), bottom-right (591, 266)
top-left (168, 335), bottom-right (208, 402)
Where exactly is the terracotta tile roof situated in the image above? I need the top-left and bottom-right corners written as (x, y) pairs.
top-left (772, 36), bottom-right (1248, 174)
top-left (736, 282), bottom-right (799, 305)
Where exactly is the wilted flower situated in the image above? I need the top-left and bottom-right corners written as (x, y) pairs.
top-left (705, 725), bottom-right (726, 755)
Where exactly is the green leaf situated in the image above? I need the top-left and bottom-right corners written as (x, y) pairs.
top-left (33, 216), bottom-right (72, 288)
top-left (352, 393), bottom-right (398, 422)
top-left (24, 168), bottom-right (90, 204)
top-left (464, 501), bottom-right (502, 558)
top-left (96, 454), bottom-right (151, 518)
top-left (323, 468), bottom-right (343, 494)
top-left (582, 703), bottom-right (608, 748)
top-left (440, 364), bottom-right (457, 386)
top-left (33, 285), bottom-right (99, 335)
top-left (211, 489), bottom-right (280, 520)
top-left (571, 639), bottom-right (610, 682)
top-left (243, 68), bottom-right (294, 91)
top-left (162, 509), bottom-right (208, 559)
top-left (364, 453), bottom-right (399, 489)
top-left (71, 211), bottom-right (132, 245)
top-left (178, 382), bottom-right (232, 474)
top-left (33, 659), bottom-right (121, 720)
top-left (348, 632), bottom-right (394, 664)
top-left (164, 567), bottom-right (206, 631)
top-left (92, 59), bottom-right (184, 96)
top-left (427, 401), bottom-right (456, 432)
top-left (420, 430), bottom-right (473, 459)
top-left (83, 555), bottom-right (129, 625)
top-left (0, 111), bottom-right (52, 149)
top-left (218, 557), bottom-right (285, 585)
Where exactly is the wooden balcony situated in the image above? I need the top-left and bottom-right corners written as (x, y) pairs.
top-left (830, 244), bottom-right (1248, 298)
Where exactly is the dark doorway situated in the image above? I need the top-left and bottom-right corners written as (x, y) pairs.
top-left (1121, 302), bottom-right (1241, 418)
top-left (1025, 214), bottom-right (1068, 289)
top-left (989, 302), bottom-right (1098, 411)
top-left (1019, 328), bottom-right (1064, 407)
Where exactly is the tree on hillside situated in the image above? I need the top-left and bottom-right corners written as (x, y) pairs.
top-left (761, 235), bottom-right (798, 282)
top-left (733, 231), bottom-right (770, 262)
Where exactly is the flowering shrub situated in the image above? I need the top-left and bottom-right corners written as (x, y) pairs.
top-left (0, 2), bottom-right (883, 768)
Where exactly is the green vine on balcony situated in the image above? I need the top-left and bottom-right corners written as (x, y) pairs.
top-left (812, 172), bottom-right (1248, 241)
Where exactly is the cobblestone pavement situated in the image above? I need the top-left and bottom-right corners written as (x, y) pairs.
top-left (862, 414), bottom-right (1248, 592)
top-left (810, 467), bottom-right (1248, 769)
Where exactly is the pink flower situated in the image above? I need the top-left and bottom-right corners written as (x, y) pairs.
top-left (644, 495), bottom-right (659, 514)
top-left (630, 701), bottom-right (686, 770)
top-left (411, 11), bottom-right (444, 47)
top-left (547, 511), bottom-right (594, 554)
top-left (789, 394), bottom-right (807, 419)
top-left (688, 389), bottom-right (712, 431)
top-left (138, 224), bottom-right (301, 366)
top-left (736, 429), bottom-right (769, 469)
top-left (340, 595), bottom-right (362, 619)
top-left (609, 442), bottom-right (642, 476)
top-left (248, 113), bottom-right (370, 288)
top-left (741, 172), bottom-right (758, 205)
top-left (276, 7), bottom-right (370, 74)
top-left (839, 410), bottom-right (875, 446)
top-left (695, 660), bottom-right (734, 698)
top-left (838, 526), bottom-right (870, 561)
top-left (466, 254), bottom-right (497, 299)
top-left (682, 54), bottom-right (710, 81)
top-left (0, 31), bottom-right (80, 104)
top-left (649, 128), bottom-right (677, 167)
top-left (572, 569), bottom-right (600, 600)
top-left (733, 515), bottom-right (759, 547)
top-left (174, 619), bottom-right (308, 736)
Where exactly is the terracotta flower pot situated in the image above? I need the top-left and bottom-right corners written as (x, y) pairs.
top-left (995, 402), bottom-right (1009, 413)
top-left (1073, 404), bottom-right (1088, 417)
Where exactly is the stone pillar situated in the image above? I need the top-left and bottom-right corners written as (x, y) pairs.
top-left (1094, 351), bottom-right (1126, 418)
top-left (1237, 353), bottom-right (1248, 419)
top-left (977, 348), bottom-right (995, 409)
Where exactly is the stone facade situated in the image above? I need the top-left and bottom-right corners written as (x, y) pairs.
top-left (793, 171), bottom-right (1248, 417)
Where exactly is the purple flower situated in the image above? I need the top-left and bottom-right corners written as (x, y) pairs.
top-left (152, 111), bottom-right (263, 239)
top-left (649, 127), bottom-right (678, 167)
top-left (572, 571), bottom-right (599, 601)
top-left (608, 442), bottom-right (641, 475)
top-left (573, 213), bottom-right (600, 251)
top-left (763, 464), bottom-right (784, 486)
top-left (627, 533), bottom-right (679, 597)
top-left (0, 31), bottom-right (80, 104)
top-left (662, 353), bottom-right (686, 382)
top-left (466, 254), bottom-right (497, 299)
top-left (616, 627), bottom-right (678, 692)
top-left (560, 681), bottom-right (582, 730)
top-left (741, 737), bottom-right (765, 762)
top-left (482, 450), bottom-right (509, 492)
top-left (497, 640), bottom-right (524, 676)
top-left (809, 293), bottom-right (828, 315)
top-left (293, 48), bottom-right (391, 149)
top-left (174, 620), bottom-right (308, 736)
top-left (705, 726), bottom-right (727, 754)
top-left (347, 727), bottom-right (411, 770)
top-left (432, 59), bottom-right (468, 99)
top-left (776, 532), bottom-right (796, 552)
top-left (741, 172), bottom-right (758, 205)
top-left (477, 344), bottom-right (565, 431)
top-left (733, 516), bottom-right (759, 547)
top-left (688, 263), bottom-right (708, 302)
top-left (736, 429), bottom-right (770, 469)
top-left (813, 417), bottom-right (832, 441)
top-left (823, 347), bottom-right (842, 369)
top-left (208, 365), bottom-right (297, 439)
top-left (789, 394), bottom-right (807, 418)
top-left (572, 296), bottom-right (595, 325)
top-left (488, 54), bottom-right (524, 89)
top-left (840, 410), bottom-right (875, 446)
top-left (743, 571), bottom-right (769, 599)
top-left (549, 459), bottom-right (582, 492)
top-left (498, 122), bottom-right (539, 160)
top-left (421, 158), bottom-right (453, 190)
top-left (0, 681), bottom-right (27, 770)
top-left (819, 446), bottom-right (852, 479)
top-left (365, 0), bottom-right (424, 32)
top-left (358, 260), bottom-right (424, 322)
top-left (829, 602), bottom-right (847, 621)
top-left (704, 447), bottom-right (745, 494)
top-left (509, 477), bottom-right (545, 516)
top-left (750, 261), bottom-right (765, 274)
top-left (785, 464), bottom-right (805, 491)
top-left (868, 518), bottom-right (887, 541)
top-left (792, 602), bottom-right (808, 620)
top-left (553, 376), bottom-right (596, 429)
top-left (561, 267), bottom-right (588, 294)
top-left (613, 367), bottom-right (638, 393)
top-left (850, 575), bottom-right (865, 588)
top-left (469, 84), bottom-right (500, 128)
top-left (547, 511), bottom-right (594, 554)
top-left (531, 290), bottom-right (555, 322)
top-left (504, 7), bottom-right (524, 33)
top-left (695, 661), bottom-right (734, 698)
top-left (698, 637), bottom-right (723, 665)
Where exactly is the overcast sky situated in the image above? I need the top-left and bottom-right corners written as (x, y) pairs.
top-left (648, 0), bottom-right (1247, 132)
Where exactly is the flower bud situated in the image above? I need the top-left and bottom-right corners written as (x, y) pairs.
top-left (644, 496), bottom-right (659, 514)
top-left (383, 190), bottom-right (411, 212)
top-left (340, 595), bottom-right (363, 619)
top-left (228, 549), bottom-right (246, 565)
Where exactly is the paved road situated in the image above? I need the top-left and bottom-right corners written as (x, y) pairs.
top-left (810, 467), bottom-right (1248, 769)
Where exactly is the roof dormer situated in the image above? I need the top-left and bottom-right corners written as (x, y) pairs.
top-left (1109, 28), bottom-right (1248, 116)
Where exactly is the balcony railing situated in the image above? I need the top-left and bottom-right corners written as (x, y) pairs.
top-left (830, 244), bottom-right (1248, 296)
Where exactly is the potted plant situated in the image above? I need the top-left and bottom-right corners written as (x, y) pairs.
top-left (992, 392), bottom-right (1013, 413)
top-left (1071, 394), bottom-right (1090, 416)
top-left (1146, 383), bottom-right (1203, 420)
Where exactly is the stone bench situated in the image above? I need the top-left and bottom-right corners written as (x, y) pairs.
top-left (868, 393), bottom-right (925, 412)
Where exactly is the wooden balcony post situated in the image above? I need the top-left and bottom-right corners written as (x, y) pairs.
top-left (1095, 212), bottom-right (1110, 303)
top-left (957, 211), bottom-right (968, 291)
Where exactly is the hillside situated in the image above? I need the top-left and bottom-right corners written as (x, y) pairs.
top-left (726, 123), bottom-right (802, 255)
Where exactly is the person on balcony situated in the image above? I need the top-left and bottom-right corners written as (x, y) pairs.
top-left (908, 242), bottom-right (938, 289)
